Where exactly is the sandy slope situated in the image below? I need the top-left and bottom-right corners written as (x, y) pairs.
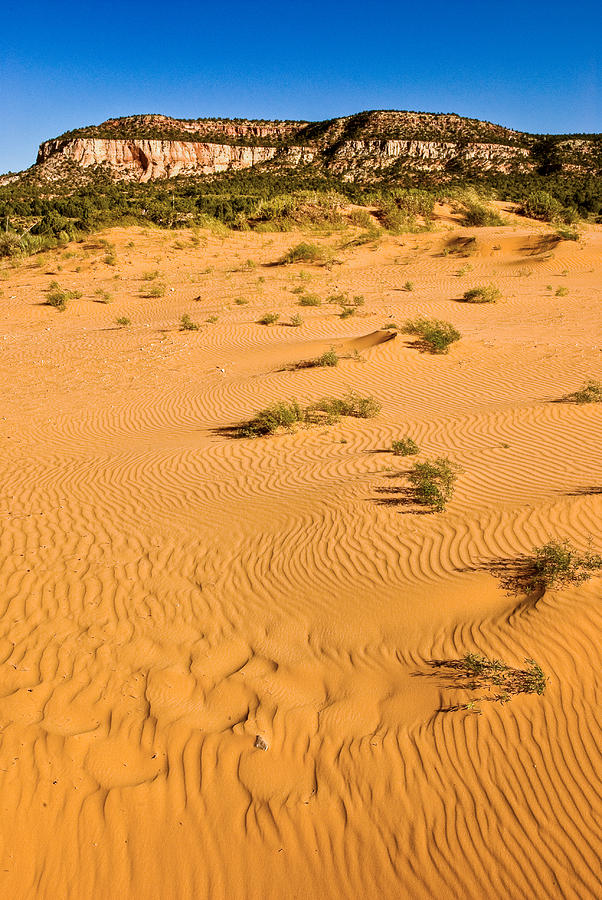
top-left (0, 213), bottom-right (600, 899)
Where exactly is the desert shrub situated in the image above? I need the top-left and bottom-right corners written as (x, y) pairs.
top-left (434, 654), bottom-right (547, 710)
top-left (0, 233), bottom-right (22, 257)
top-left (45, 281), bottom-right (81, 311)
top-left (408, 456), bottom-right (459, 511)
top-left (555, 226), bottom-right (579, 241)
top-left (280, 242), bottom-right (326, 264)
top-left (531, 540), bottom-right (602, 589)
top-left (378, 188), bottom-right (435, 232)
top-left (238, 400), bottom-right (305, 437)
top-left (378, 201), bottom-right (408, 233)
top-left (1, 231), bottom-right (67, 258)
top-left (94, 289), bottom-right (112, 303)
top-left (402, 317), bottom-right (461, 353)
top-left (344, 224), bottom-right (383, 247)
top-left (289, 313), bottom-right (303, 327)
top-left (521, 190), bottom-right (576, 224)
top-left (258, 312), bottom-right (280, 325)
top-left (403, 281), bottom-right (414, 291)
top-left (142, 282), bottom-right (166, 298)
top-left (298, 294), bottom-right (321, 307)
top-left (459, 191), bottom-right (506, 226)
top-left (555, 286), bottom-right (568, 297)
top-left (349, 208), bottom-right (372, 228)
top-left (294, 347), bottom-right (340, 368)
top-left (234, 297), bottom-right (248, 305)
top-left (316, 348), bottom-right (339, 367)
top-left (340, 307), bottom-right (355, 319)
top-left (180, 314), bottom-right (199, 331)
top-left (327, 292), bottom-right (364, 309)
top-left (562, 379), bottom-right (602, 404)
top-left (522, 190), bottom-right (563, 221)
top-left (461, 284), bottom-right (501, 303)
top-left (308, 392), bottom-right (381, 421)
top-left (141, 269), bottom-right (161, 280)
top-left (206, 315), bottom-right (219, 324)
top-left (236, 391), bottom-right (379, 438)
top-left (392, 437), bottom-right (419, 456)
top-left (445, 236), bottom-right (478, 257)
top-left (115, 316), bottom-right (131, 326)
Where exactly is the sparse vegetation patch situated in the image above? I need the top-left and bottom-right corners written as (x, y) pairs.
top-left (392, 437), bottom-right (419, 456)
top-left (180, 314), bottom-right (199, 331)
top-left (45, 281), bottom-right (82, 310)
top-left (258, 312), bottom-right (280, 325)
top-left (431, 653), bottom-right (547, 712)
top-left (561, 379), bottom-right (602, 404)
top-left (461, 284), bottom-right (501, 303)
top-left (235, 391), bottom-right (380, 438)
top-left (531, 540), bottom-right (602, 590)
top-left (407, 456), bottom-right (459, 511)
top-left (402, 317), bottom-right (461, 353)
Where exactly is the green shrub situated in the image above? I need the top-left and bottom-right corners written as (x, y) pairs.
top-left (45, 281), bottom-right (81, 311)
top-left (298, 294), bottom-right (321, 306)
top-left (378, 188), bottom-right (435, 233)
top-left (408, 456), bottom-right (459, 511)
top-left (460, 192), bottom-right (506, 227)
top-left (532, 540), bottom-right (602, 589)
top-left (521, 190), bottom-right (576, 223)
top-left (0, 233), bottom-right (22, 258)
top-left (238, 400), bottom-right (306, 437)
top-left (461, 284), bottom-right (501, 303)
top-left (142, 282), bottom-right (166, 298)
top-left (308, 392), bottom-right (381, 421)
top-left (392, 437), bottom-right (419, 456)
top-left (402, 317), bottom-right (461, 353)
top-left (435, 654), bottom-right (547, 708)
top-left (258, 312), bottom-right (280, 325)
top-left (327, 292), bottom-right (365, 316)
top-left (280, 242), bottom-right (326, 264)
top-left (180, 314), bottom-right (199, 331)
top-left (316, 347), bottom-right (339, 367)
top-left (349, 209), bottom-right (372, 228)
top-left (116, 316), bottom-right (131, 326)
top-left (562, 379), bottom-right (602, 404)
top-left (235, 391), bottom-right (380, 438)
top-left (555, 226), bottom-right (579, 241)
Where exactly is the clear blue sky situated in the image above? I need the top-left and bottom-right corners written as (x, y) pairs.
top-left (1, 0), bottom-right (600, 174)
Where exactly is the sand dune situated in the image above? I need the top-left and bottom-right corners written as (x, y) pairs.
top-left (0, 218), bottom-right (600, 898)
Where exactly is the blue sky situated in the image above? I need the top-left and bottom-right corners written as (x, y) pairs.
top-left (1, 0), bottom-right (600, 174)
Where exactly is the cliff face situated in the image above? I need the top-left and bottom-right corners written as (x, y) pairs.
top-left (37, 138), bottom-right (281, 181)
top-left (33, 111), bottom-right (600, 182)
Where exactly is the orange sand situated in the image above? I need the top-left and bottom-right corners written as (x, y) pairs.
top-left (0, 212), bottom-right (600, 898)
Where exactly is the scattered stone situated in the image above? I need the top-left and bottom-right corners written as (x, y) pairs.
top-left (254, 734), bottom-right (268, 751)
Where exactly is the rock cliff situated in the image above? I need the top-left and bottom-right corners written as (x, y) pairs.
top-left (33, 110), bottom-right (600, 182)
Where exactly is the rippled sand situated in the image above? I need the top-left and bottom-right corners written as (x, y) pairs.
top-left (0, 210), bottom-right (600, 898)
